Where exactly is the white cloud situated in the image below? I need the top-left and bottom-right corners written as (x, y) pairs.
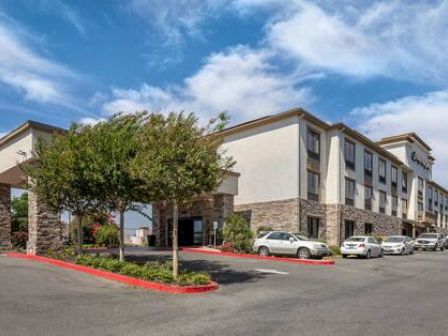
top-left (265, 0), bottom-right (448, 83)
top-left (101, 46), bottom-right (313, 123)
top-left (79, 117), bottom-right (106, 125)
top-left (0, 15), bottom-right (77, 106)
top-left (352, 90), bottom-right (448, 184)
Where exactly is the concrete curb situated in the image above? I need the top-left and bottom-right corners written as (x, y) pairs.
top-left (180, 248), bottom-right (336, 265)
top-left (7, 252), bottom-right (219, 294)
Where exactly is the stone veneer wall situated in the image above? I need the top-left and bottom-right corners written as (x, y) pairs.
top-left (298, 199), bottom-right (327, 240)
top-left (234, 198), bottom-right (300, 233)
top-left (152, 194), bottom-right (234, 247)
top-left (0, 184), bottom-right (11, 249)
top-left (27, 190), bottom-right (62, 255)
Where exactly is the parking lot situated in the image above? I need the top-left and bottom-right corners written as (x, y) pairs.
top-left (1, 249), bottom-right (448, 336)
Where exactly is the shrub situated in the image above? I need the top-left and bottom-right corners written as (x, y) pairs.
top-left (329, 245), bottom-right (341, 256)
top-left (46, 246), bottom-right (77, 262)
top-left (222, 214), bottom-right (253, 253)
top-left (11, 231), bottom-right (28, 249)
top-left (74, 255), bottom-right (211, 286)
top-left (95, 224), bottom-right (119, 248)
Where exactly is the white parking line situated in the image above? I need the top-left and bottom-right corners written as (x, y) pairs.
top-left (254, 268), bottom-right (289, 275)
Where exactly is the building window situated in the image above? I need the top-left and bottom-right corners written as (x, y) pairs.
top-left (391, 166), bottom-right (398, 187)
top-left (307, 171), bottom-right (320, 201)
top-left (391, 195), bottom-right (398, 216)
top-left (307, 217), bottom-right (319, 239)
top-left (364, 151), bottom-right (373, 176)
top-left (402, 199), bottom-right (408, 219)
top-left (364, 223), bottom-right (373, 235)
top-left (344, 220), bottom-right (355, 239)
top-left (402, 172), bottom-right (408, 193)
top-left (344, 138), bottom-right (356, 170)
top-left (379, 191), bottom-right (387, 214)
top-left (418, 177), bottom-right (424, 197)
top-left (365, 185), bottom-right (373, 211)
top-left (345, 178), bottom-right (356, 206)
top-left (418, 202), bottom-right (424, 213)
top-left (307, 128), bottom-right (320, 161)
top-left (428, 187), bottom-right (433, 212)
top-left (379, 159), bottom-right (386, 184)
top-left (435, 190), bottom-right (439, 207)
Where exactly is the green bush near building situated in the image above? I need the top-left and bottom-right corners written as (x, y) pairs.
top-left (222, 214), bottom-right (254, 253)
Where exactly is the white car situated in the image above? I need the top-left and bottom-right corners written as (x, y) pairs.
top-left (414, 233), bottom-right (445, 251)
top-left (381, 235), bottom-right (414, 255)
top-left (341, 236), bottom-right (383, 259)
top-left (253, 231), bottom-right (331, 259)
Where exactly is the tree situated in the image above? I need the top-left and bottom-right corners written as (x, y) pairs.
top-left (222, 214), bottom-right (253, 253)
top-left (27, 125), bottom-right (104, 255)
top-left (82, 114), bottom-right (153, 261)
top-left (132, 112), bottom-right (234, 278)
top-left (11, 192), bottom-right (28, 233)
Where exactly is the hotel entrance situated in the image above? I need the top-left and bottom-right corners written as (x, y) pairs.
top-left (168, 217), bottom-right (204, 246)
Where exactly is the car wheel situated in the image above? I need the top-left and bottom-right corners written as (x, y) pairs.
top-left (433, 245), bottom-right (438, 252)
top-left (379, 249), bottom-right (384, 258)
top-left (400, 248), bottom-right (405, 256)
top-left (410, 248), bottom-right (414, 255)
top-left (298, 247), bottom-right (311, 259)
top-left (258, 246), bottom-right (270, 257)
top-left (365, 250), bottom-right (371, 259)
top-left (342, 254), bottom-right (348, 259)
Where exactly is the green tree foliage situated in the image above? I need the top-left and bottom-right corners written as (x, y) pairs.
top-left (95, 224), bottom-right (119, 248)
top-left (27, 125), bottom-right (105, 255)
top-left (11, 192), bottom-right (28, 232)
top-left (80, 113), bottom-right (153, 261)
top-left (256, 225), bottom-right (273, 234)
top-left (132, 112), bottom-right (234, 278)
top-left (222, 214), bottom-right (253, 253)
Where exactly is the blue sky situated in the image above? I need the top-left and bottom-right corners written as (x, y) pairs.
top-left (2, 1), bottom-right (448, 205)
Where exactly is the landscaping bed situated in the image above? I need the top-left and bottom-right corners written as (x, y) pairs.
top-left (8, 250), bottom-right (218, 294)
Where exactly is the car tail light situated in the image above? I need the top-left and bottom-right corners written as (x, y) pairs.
top-left (359, 243), bottom-right (365, 248)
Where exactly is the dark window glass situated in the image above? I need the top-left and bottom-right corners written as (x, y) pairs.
top-left (345, 139), bottom-right (356, 170)
top-left (392, 196), bottom-right (398, 216)
top-left (344, 220), bottom-right (355, 239)
top-left (307, 217), bottom-right (319, 240)
top-left (379, 191), bottom-right (387, 213)
top-left (402, 173), bottom-right (408, 193)
top-left (365, 186), bottom-right (373, 210)
top-left (307, 171), bottom-right (319, 201)
top-left (267, 232), bottom-right (283, 240)
top-left (345, 178), bottom-right (356, 206)
top-left (307, 128), bottom-right (320, 160)
top-left (364, 151), bottom-right (373, 175)
top-left (364, 223), bottom-right (373, 235)
top-left (391, 166), bottom-right (398, 185)
top-left (379, 159), bottom-right (387, 183)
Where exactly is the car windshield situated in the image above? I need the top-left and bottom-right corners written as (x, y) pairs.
top-left (385, 237), bottom-right (405, 243)
top-left (346, 237), bottom-right (365, 242)
top-left (420, 234), bottom-right (438, 239)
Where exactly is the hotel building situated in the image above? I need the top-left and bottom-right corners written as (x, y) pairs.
top-left (153, 107), bottom-right (448, 246)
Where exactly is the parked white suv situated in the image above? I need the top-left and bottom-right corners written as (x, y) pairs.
top-left (414, 233), bottom-right (445, 251)
top-left (341, 236), bottom-right (383, 259)
top-left (253, 231), bottom-right (330, 259)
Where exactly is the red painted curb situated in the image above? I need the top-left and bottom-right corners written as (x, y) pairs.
top-left (7, 252), bottom-right (219, 294)
top-left (181, 248), bottom-right (335, 265)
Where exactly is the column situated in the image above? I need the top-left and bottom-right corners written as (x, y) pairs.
top-left (0, 184), bottom-right (11, 250)
top-left (27, 190), bottom-right (62, 255)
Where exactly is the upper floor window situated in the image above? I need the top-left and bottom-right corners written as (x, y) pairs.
top-left (345, 178), bottom-right (356, 206)
top-left (418, 202), bottom-right (424, 213)
top-left (307, 128), bottom-right (320, 161)
top-left (344, 138), bottom-right (356, 170)
top-left (364, 151), bottom-right (373, 176)
top-left (379, 159), bottom-right (387, 184)
top-left (402, 199), bottom-right (408, 218)
top-left (435, 190), bottom-right (439, 206)
top-left (391, 196), bottom-right (398, 216)
top-left (379, 191), bottom-right (387, 214)
top-left (391, 166), bottom-right (398, 186)
top-left (428, 187), bottom-right (433, 212)
top-left (402, 172), bottom-right (408, 193)
top-left (365, 185), bottom-right (373, 211)
top-left (418, 177), bottom-right (424, 197)
top-left (307, 170), bottom-right (320, 202)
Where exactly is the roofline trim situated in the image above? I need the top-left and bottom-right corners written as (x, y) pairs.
top-left (0, 121), bottom-right (65, 147)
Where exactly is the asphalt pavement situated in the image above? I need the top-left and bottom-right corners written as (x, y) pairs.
top-left (1, 249), bottom-right (448, 336)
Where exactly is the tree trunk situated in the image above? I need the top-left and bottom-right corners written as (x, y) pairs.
top-left (119, 210), bottom-right (125, 262)
top-left (77, 216), bottom-right (83, 256)
top-left (172, 200), bottom-right (179, 279)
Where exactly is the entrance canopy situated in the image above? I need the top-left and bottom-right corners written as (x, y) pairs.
top-left (0, 121), bottom-right (64, 187)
